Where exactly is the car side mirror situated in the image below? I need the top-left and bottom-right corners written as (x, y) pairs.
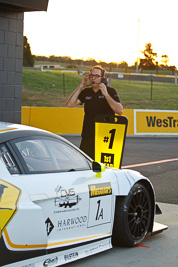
top-left (92, 161), bottom-right (105, 178)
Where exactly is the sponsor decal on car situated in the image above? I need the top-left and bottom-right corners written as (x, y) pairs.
top-left (54, 186), bottom-right (81, 209)
top-left (57, 216), bottom-right (87, 231)
top-left (0, 180), bottom-right (21, 236)
top-left (89, 182), bottom-right (112, 198)
top-left (88, 183), bottom-right (112, 227)
top-left (64, 252), bottom-right (79, 262)
top-left (45, 217), bottom-right (54, 236)
top-left (85, 241), bottom-right (110, 256)
top-left (43, 256), bottom-right (58, 266)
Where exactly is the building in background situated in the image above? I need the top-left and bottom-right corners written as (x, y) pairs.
top-left (0, 0), bottom-right (49, 123)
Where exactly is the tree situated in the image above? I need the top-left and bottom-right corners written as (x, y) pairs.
top-left (169, 65), bottom-right (176, 75)
top-left (161, 55), bottom-right (169, 66)
top-left (85, 58), bottom-right (98, 66)
top-left (117, 61), bottom-right (128, 69)
top-left (139, 43), bottom-right (157, 70)
top-left (23, 36), bottom-right (34, 67)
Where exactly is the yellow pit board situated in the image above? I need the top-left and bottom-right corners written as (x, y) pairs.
top-left (95, 116), bottom-right (128, 169)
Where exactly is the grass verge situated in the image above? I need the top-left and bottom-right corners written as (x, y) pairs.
top-left (22, 69), bottom-right (178, 110)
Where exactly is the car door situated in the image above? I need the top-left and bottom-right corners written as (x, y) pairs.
top-left (7, 136), bottom-right (115, 250)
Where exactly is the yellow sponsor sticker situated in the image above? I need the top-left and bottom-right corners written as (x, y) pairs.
top-left (0, 180), bottom-right (21, 236)
top-left (89, 183), bottom-right (112, 198)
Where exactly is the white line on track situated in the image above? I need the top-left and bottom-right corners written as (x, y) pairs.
top-left (122, 158), bottom-right (178, 169)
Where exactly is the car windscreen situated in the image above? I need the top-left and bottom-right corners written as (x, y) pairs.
top-left (10, 136), bottom-right (91, 174)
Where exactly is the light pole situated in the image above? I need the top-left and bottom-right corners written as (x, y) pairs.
top-left (136, 19), bottom-right (140, 73)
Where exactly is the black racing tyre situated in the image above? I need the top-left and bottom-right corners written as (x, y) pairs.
top-left (112, 183), bottom-right (152, 247)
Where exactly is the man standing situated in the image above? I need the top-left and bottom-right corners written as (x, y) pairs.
top-left (66, 65), bottom-right (123, 159)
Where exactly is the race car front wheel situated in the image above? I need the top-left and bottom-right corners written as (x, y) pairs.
top-left (112, 183), bottom-right (152, 247)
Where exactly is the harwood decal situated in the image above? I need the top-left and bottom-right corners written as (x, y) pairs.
top-left (89, 183), bottom-right (112, 198)
top-left (45, 217), bottom-right (54, 236)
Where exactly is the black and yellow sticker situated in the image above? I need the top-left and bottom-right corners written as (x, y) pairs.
top-left (89, 182), bottom-right (112, 198)
top-left (0, 179), bottom-right (21, 236)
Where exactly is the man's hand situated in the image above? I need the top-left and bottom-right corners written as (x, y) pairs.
top-left (99, 83), bottom-right (108, 96)
top-left (99, 83), bottom-right (123, 115)
top-left (81, 74), bottom-right (92, 88)
top-left (66, 74), bottom-right (91, 107)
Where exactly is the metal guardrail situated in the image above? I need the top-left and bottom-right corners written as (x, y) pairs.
top-left (107, 72), bottom-right (178, 84)
top-left (40, 67), bottom-right (178, 84)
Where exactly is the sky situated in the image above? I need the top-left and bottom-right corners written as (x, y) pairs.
top-left (24, 0), bottom-right (178, 68)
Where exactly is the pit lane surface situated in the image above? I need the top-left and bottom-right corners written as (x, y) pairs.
top-left (62, 135), bottom-right (178, 267)
top-left (64, 202), bottom-right (178, 267)
top-left (122, 136), bottom-right (178, 205)
top-left (64, 135), bottom-right (178, 205)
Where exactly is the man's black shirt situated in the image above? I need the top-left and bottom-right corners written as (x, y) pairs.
top-left (78, 86), bottom-right (120, 138)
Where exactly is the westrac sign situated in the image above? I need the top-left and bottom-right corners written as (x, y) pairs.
top-left (134, 109), bottom-right (178, 135)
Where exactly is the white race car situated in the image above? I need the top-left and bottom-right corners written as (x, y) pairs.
top-left (0, 122), bottom-right (167, 267)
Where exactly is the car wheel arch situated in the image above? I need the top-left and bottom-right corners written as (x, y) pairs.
top-left (112, 180), bottom-right (155, 247)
